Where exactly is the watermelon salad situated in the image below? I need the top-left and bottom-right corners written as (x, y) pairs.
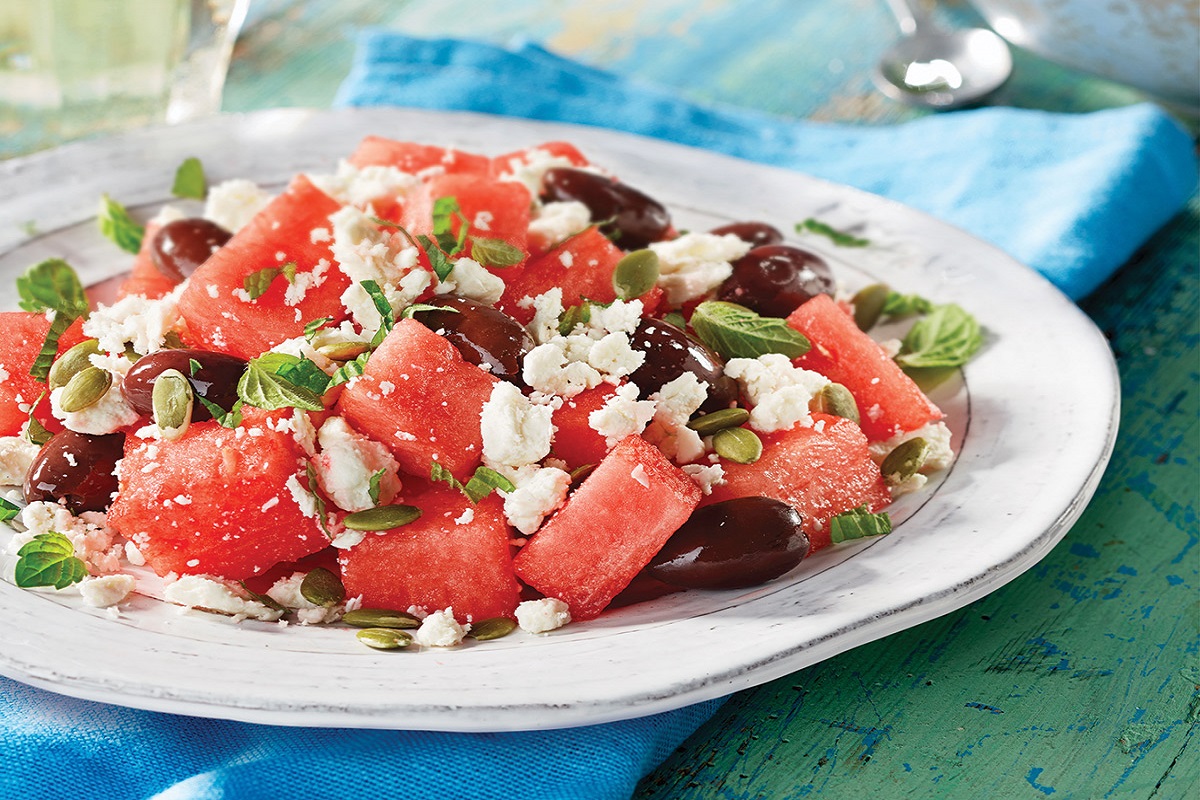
top-left (0, 137), bottom-right (982, 650)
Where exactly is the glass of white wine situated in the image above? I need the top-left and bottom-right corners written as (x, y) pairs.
top-left (0, 0), bottom-right (249, 156)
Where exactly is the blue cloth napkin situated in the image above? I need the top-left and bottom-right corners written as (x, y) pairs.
top-left (5, 32), bottom-right (1197, 800)
top-left (336, 33), bottom-right (1197, 300)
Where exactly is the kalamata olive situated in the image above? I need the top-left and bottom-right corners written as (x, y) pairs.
top-left (123, 349), bottom-right (247, 420)
top-left (709, 221), bottom-right (784, 248)
top-left (627, 318), bottom-right (738, 414)
top-left (410, 296), bottom-right (534, 384)
top-left (717, 244), bottom-right (836, 318)
top-left (24, 430), bottom-right (125, 513)
top-left (150, 218), bottom-right (232, 282)
top-left (647, 497), bottom-right (809, 589)
top-left (540, 167), bottom-right (671, 250)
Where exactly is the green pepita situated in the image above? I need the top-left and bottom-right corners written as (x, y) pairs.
top-left (467, 617), bottom-right (518, 641)
top-left (58, 366), bottom-right (112, 412)
top-left (852, 283), bottom-right (891, 331)
top-left (48, 339), bottom-right (101, 390)
top-left (152, 369), bottom-right (194, 439)
top-left (300, 566), bottom-right (345, 607)
top-left (356, 627), bottom-right (413, 650)
top-left (687, 407), bottom-right (751, 437)
top-left (342, 608), bottom-right (422, 629)
top-left (343, 504), bottom-right (422, 531)
top-left (713, 426), bottom-right (763, 464)
top-left (314, 341), bottom-right (371, 361)
top-left (880, 437), bottom-right (931, 485)
top-left (813, 383), bottom-right (860, 423)
top-left (612, 248), bottom-right (660, 300)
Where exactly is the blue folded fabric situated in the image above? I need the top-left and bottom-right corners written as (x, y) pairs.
top-left (336, 32), bottom-right (1197, 300)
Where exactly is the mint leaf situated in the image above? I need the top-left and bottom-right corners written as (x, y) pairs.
top-left (17, 259), bottom-right (88, 317)
top-left (98, 194), bottom-right (145, 254)
top-left (24, 393), bottom-right (51, 446)
top-left (171, 157), bottom-right (207, 200)
top-left (883, 291), bottom-right (934, 318)
top-left (367, 469), bottom-right (386, 506)
top-left (15, 532), bottom-right (87, 589)
top-left (796, 218), bottom-right (869, 248)
top-left (431, 196), bottom-right (469, 256)
top-left (430, 461), bottom-right (466, 494)
top-left (244, 267), bottom-right (281, 300)
top-left (829, 504), bottom-right (892, 544)
top-left (0, 496), bottom-right (21, 522)
top-left (470, 237), bottom-right (523, 268)
top-left (238, 356), bottom-right (325, 412)
top-left (401, 303), bottom-right (460, 320)
top-left (416, 234), bottom-right (455, 282)
top-left (197, 396), bottom-right (244, 428)
top-left (896, 303), bottom-right (982, 370)
top-left (253, 353), bottom-right (330, 396)
top-left (29, 312), bottom-right (78, 382)
top-left (690, 301), bottom-right (809, 360)
top-left (188, 358), bottom-right (202, 376)
top-left (327, 351), bottom-right (370, 388)
top-left (304, 316), bottom-right (334, 342)
top-left (463, 466), bottom-right (517, 503)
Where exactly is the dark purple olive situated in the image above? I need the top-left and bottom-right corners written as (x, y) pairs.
top-left (717, 245), bottom-right (835, 318)
top-left (540, 167), bottom-right (671, 250)
top-left (410, 296), bottom-right (534, 384)
top-left (627, 318), bottom-right (738, 414)
top-left (647, 497), bottom-right (809, 589)
top-left (709, 221), bottom-right (784, 249)
top-left (24, 430), bottom-right (125, 513)
top-left (123, 349), bottom-right (247, 421)
top-left (150, 218), bottom-right (232, 282)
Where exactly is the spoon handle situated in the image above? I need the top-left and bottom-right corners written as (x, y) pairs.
top-left (883, 0), bottom-right (924, 36)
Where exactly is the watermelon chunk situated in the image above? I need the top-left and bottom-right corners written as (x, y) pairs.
top-left (106, 408), bottom-right (328, 579)
top-left (0, 312), bottom-right (86, 436)
top-left (513, 435), bottom-right (701, 619)
top-left (347, 137), bottom-right (490, 176)
top-left (176, 175), bottom-right (350, 360)
top-left (497, 227), bottom-right (623, 324)
top-left (339, 481), bottom-right (520, 623)
top-left (704, 414), bottom-right (890, 551)
top-left (549, 383), bottom-right (617, 470)
top-left (788, 294), bottom-right (942, 441)
top-left (336, 318), bottom-right (498, 481)
top-left (489, 141), bottom-right (591, 178)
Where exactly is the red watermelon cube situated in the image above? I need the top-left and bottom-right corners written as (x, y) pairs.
top-left (497, 227), bottom-right (623, 324)
top-left (347, 136), bottom-right (490, 176)
top-left (549, 383), bottom-right (617, 470)
top-left (0, 312), bottom-right (86, 437)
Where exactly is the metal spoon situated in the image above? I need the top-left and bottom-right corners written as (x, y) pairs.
top-left (872, 0), bottom-right (1013, 109)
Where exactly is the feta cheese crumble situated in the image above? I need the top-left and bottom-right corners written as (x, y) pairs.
top-left (82, 284), bottom-right (184, 357)
top-left (0, 436), bottom-right (41, 485)
top-left (724, 354), bottom-right (830, 433)
top-left (204, 179), bottom-right (273, 233)
top-left (649, 232), bottom-right (751, 305)
top-left (870, 421), bottom-right (955, 472)
top-left (49, 354), bottom-right (141, 436)
top-left (312, 416), bottom-right (401, 514)
top-left (79, 574), bottom-right (136, 608)
top-left (329, 205), bottom-right (429, 334)
top-left (414, 607), bottom-right (470, 647)
top-left (266, 572), bottom-right (342, 624)
top-left (588, 383), bottom-right (656, 447)
top-left (515, 597), bottom-right (572, 633)
top-left (162, 575), bottom-right (283, 622)
top-left (497, 465), bottom-right (571, 535)
top-left (480, 382), bottom-right (555, 469)
top-left (528, 200), bottom-right (591, 251)
top-left (435, 256), bottom-right (505, 306)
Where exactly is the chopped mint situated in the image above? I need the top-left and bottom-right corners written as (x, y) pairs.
top-left (97, 194), bottom-right (145, 254)
top-left (883, 291), bottom-right (934, 319)
top-left (171, 157), bottom-right (207, 200)
top-left (0, 496), bottom-right (21, 522)
top-left (237, 354), bottom-right (326, 412)
top-left (304, 316), bottom-right (334, 342)
top-left (690, 301), bottom-right (809, 360)
top-left (304, 462), bottom-right (332, 540)
top-left (197, 396), bottom-right (244, 428)
top-left (14, 532), bottom-right (87, 589)
top-left (430, 461), bottom-right (466, 494)
top-left (327, 351), bottom-right (370, 388)
top-left (829, 504), bottom-right (892, 543)
top-left (795, 218), bottom-right (869, 248)
top-left (896, 303), bottom-right (983, 370)
top-left (463, 467), bottom-right (516, 503)
top-left (470, 237), bottom-right (524, 268)
top-left (367, 469), bottom-right (387, 507)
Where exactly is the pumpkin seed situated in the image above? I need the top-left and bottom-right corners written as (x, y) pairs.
top-left (467, 617), bottom-right (517, 641)
top-left (343, 504), bottom-right (422, 531)
top-left (48, 339), bottom-right (101, 390)
top-left (356, 627), bottom-right (412, 650)
top-left (152, 369), bottom-right (194, 439)
top-left (687, 407), bottom-right (751, 437)
top-left (315, 341), bottom-right (371, 361)
top-left (813, 383), bottom-right (859, 423)
top-left (881, 437), bottom-right (931, 485)
top-left (713, 426), bottom-right (762, 464)
top-left (300, 566), bottom-right (345, 607)
top-left (58, 366), bottom-right (112, 412)
top-left (852, 283), bottom-right (891, 331)
top-left (612, 248), bottom-right (660, 300)
top-left (342, 608), bottom-right (422, 629)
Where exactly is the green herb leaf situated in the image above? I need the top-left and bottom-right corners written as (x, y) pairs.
top-left (98, 194), bottom-right (145, 254)
top-left (17, 258), bottom-right (88, 317)
top-left (197, 396), bottom-right (244, 428)
top-left (431, 196), bottom-right (462, 253)
top-left (401, 303), bottom-right (460, 320)
top-left (238, 580), bottom-right (287, 612)
top-left (430, 461), bottom-right (466, 494)
top-left (463, 466), bottom-right (517, 503)
top-left (253, 353), bottom-right (330, 396)
top-left (883, 291), bottom-right (934, 319)
top-left (238, 354), bottom-right (327, 411)
top-left (171, 157), bottom-right (207, 200)
top-left (327, 351), bottom-right (371, 388)
top-left (243, 267), bottom-right (281, 300)
top-left (470, 237), bottom-right (524, 268)
top-left (188, 358), bottom-right (202, 376)
top-left (304, 316), bottom-right (334, 342)
top-left (829, 504), bottom-right (892, 544)
top-left (690, 301), bottom-right (809, 360)
top-left (29, 312), bottom-right (77, 383)
top-left (360, 280), bottom-right (394, 332)
top-left (417, 234), bottom-right (456, 282)
top-left (796, 218), bottom-right (869, 248)
top-left (662, 311), bottom-right (688, 330)
top-left (14, 532), bottom-right (87, 589)
top-left (305, 462), bottom-right (332, 540)
top-left (0, 496), bottom-right (21, 522)
top-left (24, 393), bottom-right (52, 446)
top-left (895, 303), bottom-right (983, 370)
top-left (368, 469), bottom-right (386, 507)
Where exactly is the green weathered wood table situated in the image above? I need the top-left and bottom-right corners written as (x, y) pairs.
top-left (7, 1), bottom-right (1197, 796)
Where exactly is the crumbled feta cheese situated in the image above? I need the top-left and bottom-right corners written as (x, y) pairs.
top-left (82, 284), bottom-right (184, 356)
top-left (524, 288), bottom-right (566, 345)
top-left (268, 336), bottom-right (336, 375)
top-left (473, 210), bottom-right (493, 231)
top-left (724, 354), bottom-right (830, 433)
top-left (528, 201), bottom-right (591, 251)
top-left (149, 204), bottom-right (186, 227)
top-left (79, 574), bottom-right (136, 608)
top-left (266, 572), bottom-right (341, 624)
top-left (630, 463), bottom-right (650, 488)
top-left (870, 421), bottom-right (955, 472)
top-left (454, 508), bottom-right (475, 525)
top-left (285, 474), bottom-right (320, 520)
top-left (521, 296), bottom-right (647, 398)
top-left (124, 542), bottom-right (146, 566)
top-left (498, 465), bottom-right (571, 535)
top-left (329, 205), bottom-right (429, 333)
top-left (650, 373), bottom-right (708, 427)
top-left (586, 332), bottom-right (644, 378)
top-left (889, 472), bottom-right (929, 498)
top-left (284, 259), bottom-right (331, 307)
top-left (162, 574), bottom-right (283, 621)
top-left (515, 597), bottom-right (571, 633)
top-left (649, 232), bottom-right (751, 305)
top-left (588, 383), bottom-right (656, 447)
top-left (435, 256), bottom-right (505, 306)
top-left (480, 383), bottom-right (554, 468)
top-left (49, 355), bottom-right (140, 436)
top-left (523, 342), bottom-right (603, 398)
top-left (414, 607), bottom-right (469, 647)
top-left (312, 417), bottom-right (401, 513)
top-left (308, 160), bottom-right (420, 208)
top-left (682, 463), bottom-right (726, 495)
top-left (204, 179), bottom-right (273, 233)
top-left (496, 147), bottom-right (576, 194)
top-left (0, 436), bottom-right (41, 484)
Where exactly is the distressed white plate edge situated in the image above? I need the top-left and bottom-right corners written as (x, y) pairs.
top-left (0, 108), bottom-right (1119, 731)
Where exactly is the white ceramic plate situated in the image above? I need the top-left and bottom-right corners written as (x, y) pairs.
top-left (0, 108), bottom-right (1118, 731)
